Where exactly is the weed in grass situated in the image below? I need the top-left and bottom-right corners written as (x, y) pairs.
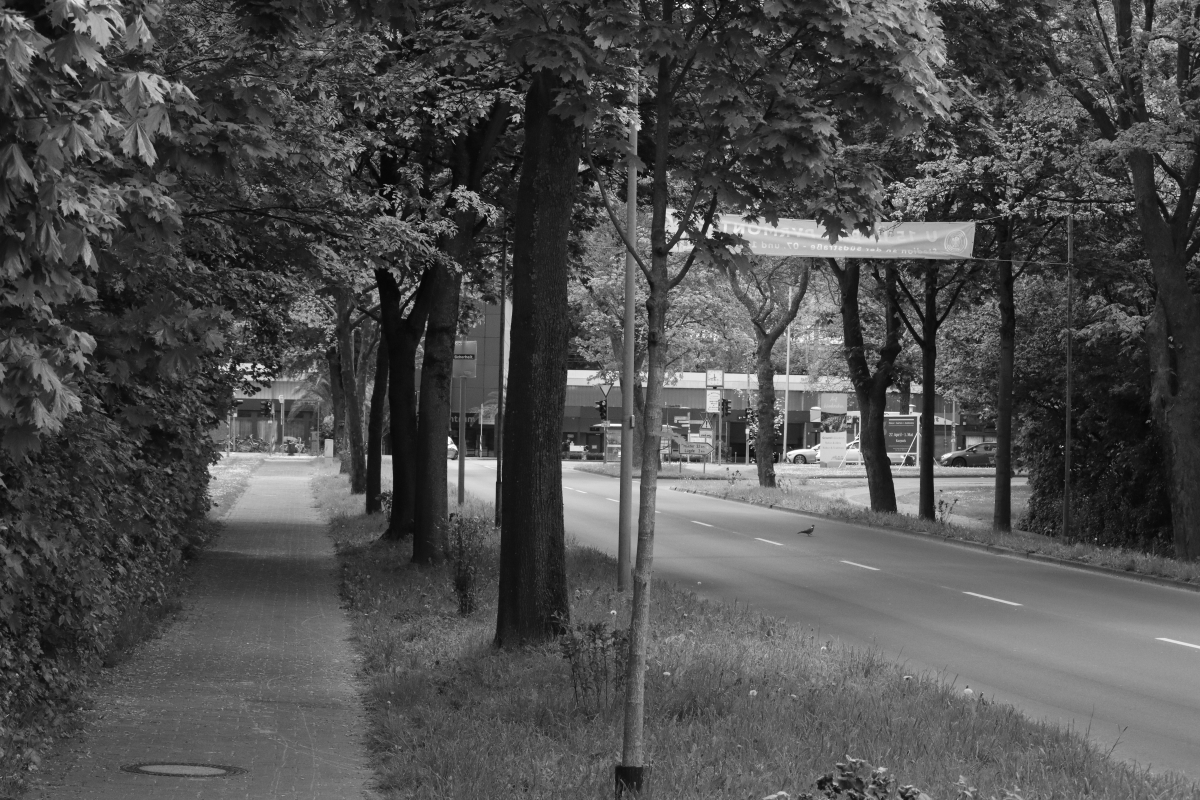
top-left (935, 491), bottom-right (959, 524)
top-left (449, 513), bottom-right (492, 615)
top-left (558, 617), bottom-right (628, 714)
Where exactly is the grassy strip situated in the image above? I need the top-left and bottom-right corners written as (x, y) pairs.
top-left (672, 480), bottom-right (1200, 588)
top-left (314, 473), bottom-right (1197, 800)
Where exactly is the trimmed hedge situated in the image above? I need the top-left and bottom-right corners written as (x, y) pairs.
top-left (0, 372), bottom-right (224, 787)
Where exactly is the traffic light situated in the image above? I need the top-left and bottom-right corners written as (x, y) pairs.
top-left (259, 400), bottom-right (271, 415)
top-left (720, 399), bottom-right (731, 417)
top-left (594, 399), bottom-right (608, 418)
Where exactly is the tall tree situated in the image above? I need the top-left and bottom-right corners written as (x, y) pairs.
top-left (712, 255), bottom-right (810, 487)
top-left (495, 70), bottom-right (581, 644)
top-left (1044, 0), bottom-right (1200, 558)
top-left (828, 259), bottom-right (904, 511)
top-left (891, 260), bottom-right (978, 518)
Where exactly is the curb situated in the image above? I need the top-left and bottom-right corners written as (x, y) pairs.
top-left (668, 485), bottom-right (1200, 596)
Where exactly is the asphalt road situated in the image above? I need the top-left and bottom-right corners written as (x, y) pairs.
top-left (457, 459), bottom-right (1200, 777)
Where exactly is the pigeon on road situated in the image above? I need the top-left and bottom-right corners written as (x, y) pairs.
top-left (798, 524), bottom-right (815, 536)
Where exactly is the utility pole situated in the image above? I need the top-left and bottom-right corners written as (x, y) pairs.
top-left (1063, 216), bottom-right (1074, 538)
top-left (618, 84), bottom-right (637, 593)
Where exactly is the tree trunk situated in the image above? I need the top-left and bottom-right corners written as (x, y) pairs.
top-left (1128, 149), bottom-right (1200, 559)
top-left (993, 230), bottom-right (1016, 531)
top-left (494, 70), bottom-right (578, 646)
top-left (754, 341), bottom-right (778, 488)
top-left (833, 259), bottom-right (899, 512)
top-left (918, 267), bottom-right (937, 520)
top-left (412, 260), bottom-right (460, 564)
top-left (327, 346), bottom-right (345, 460)
top-left (377, 267), bottom-right (433, 541)
top-left (336, 293), bottom-right (368, 494)
top-left (366, 331), bottom-right (389, 514)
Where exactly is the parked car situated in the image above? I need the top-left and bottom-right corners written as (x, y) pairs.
top-left (785, 444), bottom-right (820, 464)
top-left (447, 436), bottom-right (459, 460)
top-left (939, 442), bottom-right (997, 467)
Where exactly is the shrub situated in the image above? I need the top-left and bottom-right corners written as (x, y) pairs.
top-left (448, 513), bottom-right (491, 616)
top-left (558, 618), bottom-right (628, 714)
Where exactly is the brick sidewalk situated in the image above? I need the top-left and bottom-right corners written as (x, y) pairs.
top-left (31, 459), bottom-right (376, 799)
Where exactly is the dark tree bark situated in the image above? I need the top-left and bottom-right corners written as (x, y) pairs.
top-left (327, 345), bottom-right (345, 459)
top-left (891, 261), bottom-right (977, 520)
top-left (1129, 150), bottom-right (1200, 560)
top-left (495, 70), bottom-right (579, 647)
top-left (918, 267), bottom-right (938, 518)
top-left (412, 102), bottom-right (509, 564)
top-left (412, 260), bottom-right (460, 564)
top-left (829, 258), bottom-right (901, 512)
top-left (993, 224), bottom-right (1016, 531)
top-left (336, 290), bottom-right (368, 494)
top-left (716, 259), bottom-right (808, 488)
top-left (366, 331), bottom-right (389, 514)
top-left (377, 266), bottom-right (434, 540)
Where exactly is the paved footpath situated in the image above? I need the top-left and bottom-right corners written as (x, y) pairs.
top-left (31, 458), bottom-right (377, 800)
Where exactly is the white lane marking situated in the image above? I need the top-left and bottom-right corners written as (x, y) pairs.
top-left (692, 521), bottom-right (713, 527)
top-left (574, 489), bottom-right (588, 494)
top-left (963, 591), bottom-right (1022, 607)
top-left (1157, 637), bottom-right (1200, 651)
top-left (755, 538), bottom-right (783, 546)
top-left (841, 560), bottom-right (879, 571)
top-left (607, 498), bottom-right (619, 503)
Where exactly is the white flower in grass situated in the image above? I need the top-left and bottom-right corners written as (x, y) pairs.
top-left (749, 689), bottom-right (758, 697)
top-left (610, 610), bottom-right (617, 616)
top-left (663, 671), bottom-right (671, 677)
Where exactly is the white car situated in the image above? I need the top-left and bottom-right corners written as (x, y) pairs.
top-left (784, 444), bottom-right (820, 464)
top-left (447, 436), bottom-right (459, 460)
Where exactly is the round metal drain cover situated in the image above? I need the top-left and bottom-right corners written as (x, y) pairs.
top-left (121, 762), bottom-right (245, 777)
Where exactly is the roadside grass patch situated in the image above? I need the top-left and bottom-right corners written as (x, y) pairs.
top-left (314, 473), bottom-right (1198, 799)
top-left (674, 479), bottom-right (1200, 587)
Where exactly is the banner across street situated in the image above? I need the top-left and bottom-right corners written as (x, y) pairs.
top-left (715, 215), bottom-right (975, 261)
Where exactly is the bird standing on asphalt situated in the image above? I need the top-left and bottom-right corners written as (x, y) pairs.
top-left (798, 524), bottom-right (815, 536)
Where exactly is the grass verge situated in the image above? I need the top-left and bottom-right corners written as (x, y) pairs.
top-left (671, 479), bottom-right (1200, 588)
top-left (314, 472), bottom-right (1198, 800)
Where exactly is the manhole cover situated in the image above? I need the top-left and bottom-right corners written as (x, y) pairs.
top-left (121, 763), bottom-right (245, 777)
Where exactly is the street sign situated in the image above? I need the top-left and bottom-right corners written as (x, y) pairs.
top-left (809, 406), bottom-right (822, 423)
top-left (699, 418), bottom-right (713, 430)
top-left (679, 442), bottom-right (713, 456)
top-left (673, 415), bottom-right (689, 425)
top-left (599, 383), bottom-right (612, 398)
top-left (705, 369), bottom-right (725, 389)
top-left (688, 432), bottom-right (713, 443)
top-left (706, 390), bottom-right (721, 413)
top-left (453, 340), bottom-right (477, 378)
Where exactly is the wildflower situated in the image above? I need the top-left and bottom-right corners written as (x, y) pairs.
top-left (610, 610), bottom-right (617, 616)
top-left (663, 671), bottom-right (671, 677)
top-left (749, 689), bottom-right (758, 697)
